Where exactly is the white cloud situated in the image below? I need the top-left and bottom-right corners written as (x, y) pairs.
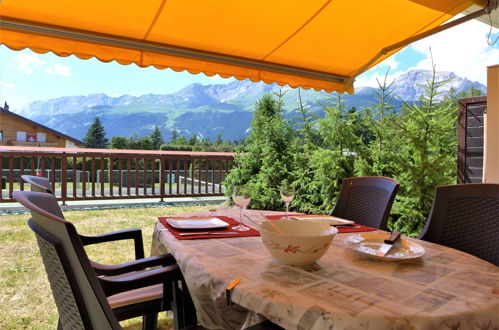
top-left (376, 55), bottom-right (401, 71)
top-left (207, 73), bottom-right (232, 82)
top-left (0, 81), bottom-right (15, 88)
top-left (45, 64), bottom-right (71, 77)
top-left (355, 70), bottom-right (405, 88)
top-left (409, 19), bottom-right (498, 84)
top-left (13, 53), bottom-right (46, 74)
top-left (356, 18), bottom-right (498, 88)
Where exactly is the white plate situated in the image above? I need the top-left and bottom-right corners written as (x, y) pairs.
top-left (344, 233), bottom-right (425, 261)
top-left (166, 217), bottom-right (229, 230)
top-left (290, 215), bottom-right (355, 225)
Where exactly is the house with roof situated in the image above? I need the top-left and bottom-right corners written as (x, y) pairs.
top-left (0, 102), bottom-right (86, 148)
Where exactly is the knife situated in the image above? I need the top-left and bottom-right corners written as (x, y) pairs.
top-left (375, 231), bottom-right (401, 257)
top-left (179, 231), bottom-right (239, 236)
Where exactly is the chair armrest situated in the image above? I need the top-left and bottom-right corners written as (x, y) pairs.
top-left (79, 228), bottom-right (145, 260)
top-left (99, 264), bottom-right (182, 296)
top-left (91, 254), bottom-right (177, 276)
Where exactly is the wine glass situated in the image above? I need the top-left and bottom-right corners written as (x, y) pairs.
top-left (280, 184), bottom-right (295, 220)
top-left (232, 185), bottom-right (251, 231)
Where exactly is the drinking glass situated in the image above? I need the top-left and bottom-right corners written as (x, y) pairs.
top-left (232, 185), bottom-right (251, 231)
top-left (280, 184), bottom-right (295, 220)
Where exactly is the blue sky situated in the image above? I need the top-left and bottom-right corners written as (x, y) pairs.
top-left (0, 18), bottom-right (497, 110)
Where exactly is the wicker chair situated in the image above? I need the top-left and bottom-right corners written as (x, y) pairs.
top-left (21, 174), bottom-right (54, 194)
top-left (330, 176), bottom-right (399, 230)
top-left (14, 190), bottom-right (197, 329)
top-left (418, 184), bottom-right (499, 266)
top-left (22, 175), bottom-right (157, 275)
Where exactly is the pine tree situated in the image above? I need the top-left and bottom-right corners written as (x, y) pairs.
top-left (224, 91), bottom-right (296, 210)
top-left (150, 126), bottom-right (164, 150)
top-left (188, 134), bottom-right (198, 146)
top-left (389, 65), bottom-right (457, 235)
top-left (170, 129), bottom-right (179, 143)
top-left (215, 133), bottom-right (223, 145)
top-left (83, 117), bottom-right (108, 148)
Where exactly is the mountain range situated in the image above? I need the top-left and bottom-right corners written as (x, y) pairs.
top-left (13, 70), bottom-right (486, 142)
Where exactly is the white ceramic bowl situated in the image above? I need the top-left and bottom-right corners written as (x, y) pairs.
top-left (259, 220), bottom-right (337, 265)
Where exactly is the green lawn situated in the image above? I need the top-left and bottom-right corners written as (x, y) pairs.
top-left (0, 204), bottom-right (212, 329)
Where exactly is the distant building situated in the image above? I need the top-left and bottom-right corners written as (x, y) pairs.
top-left (0, 102), bottom-right (86, 148)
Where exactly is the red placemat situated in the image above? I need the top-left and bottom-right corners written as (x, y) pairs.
top-left (158, 216), bottom-right (260, 240)
top-left (264, 214), bottom-right (377, 233)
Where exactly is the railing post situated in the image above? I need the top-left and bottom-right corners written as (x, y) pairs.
top-left (20, 157), bottom-right (25, 191)
top-left (9, 156), bottom-right (14, 199)
top-left (160, 157), bottom-right (166, 202)
top-left (109, 157), bottom-right (114, 197)
top-left (61, 155), bottom-right (67, 205)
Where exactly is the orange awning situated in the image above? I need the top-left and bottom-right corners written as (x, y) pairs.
top-left (0, 0), bottom-right (488, 93)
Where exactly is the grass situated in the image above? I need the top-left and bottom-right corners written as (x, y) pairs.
top-left (0, 204), bottom-right (212, 329)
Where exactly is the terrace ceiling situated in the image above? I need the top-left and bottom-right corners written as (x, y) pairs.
top-left (0, 0), bottom-right (491, 93)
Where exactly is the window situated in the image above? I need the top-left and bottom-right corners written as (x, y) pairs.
top-left (37, 132), bottom-right (46, 142)
top-left (65, 140), bottom-right (76, 148)
top-left (17, 131), bottom-right (26, 141)
top-left (0, 131), bottom-right (3, 141)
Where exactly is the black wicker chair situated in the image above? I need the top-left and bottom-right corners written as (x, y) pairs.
top-left (330, 176), bottom-right (399, 230)
top-left (418, 183), bottom-right (499, 266)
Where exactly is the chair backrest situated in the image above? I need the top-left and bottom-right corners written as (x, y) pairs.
top-left (331, 176), bottom-right (399, 230)
top-left (419, 184), bottom-right (499, 266)
top-left (13, 191), bottom-right (121, 330)
top-left (21, 175), bottom-right (54, 194)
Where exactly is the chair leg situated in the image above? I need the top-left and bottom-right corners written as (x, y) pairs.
top-left (171, 280), bottom-right (198, 330)
top-left (142, 313), bottom-right (158, 330)
top-left (181, 279), bottom-right (197, 324)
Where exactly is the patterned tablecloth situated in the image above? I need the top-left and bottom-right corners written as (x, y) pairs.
top-left (151, 209), bottom-right (499, 330)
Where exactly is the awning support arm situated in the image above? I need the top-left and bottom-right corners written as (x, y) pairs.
top-left (348, 0), bottom-right (498, 84)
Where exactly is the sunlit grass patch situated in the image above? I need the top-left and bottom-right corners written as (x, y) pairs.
top-left (0, 204), bottom-right (211, 329)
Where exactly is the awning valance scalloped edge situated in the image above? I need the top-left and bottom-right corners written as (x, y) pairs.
top-left (0, 18), bottom-right (355, 94)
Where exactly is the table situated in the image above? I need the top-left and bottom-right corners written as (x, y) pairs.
top-left (151, 209), bottom-right (499, 330)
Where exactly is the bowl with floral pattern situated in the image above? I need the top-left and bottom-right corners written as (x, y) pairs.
top-left (259, 220), bottom-right (337, 265)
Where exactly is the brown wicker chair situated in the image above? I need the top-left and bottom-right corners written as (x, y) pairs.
top-left (21, 174), bottom-right (54, 194)
top-left (418, 184), bottom-right (499, 266)
top-left (13, 192), bottom-right (196, 329)
top-left (330, 176), bottom-right (399, 230)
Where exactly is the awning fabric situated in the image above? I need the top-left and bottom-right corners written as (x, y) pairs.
top-left (0, 0), bottom-right (487, 93)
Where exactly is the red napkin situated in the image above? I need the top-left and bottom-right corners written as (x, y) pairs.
top-left (263, 214), bottom-right (377, 233)
top-left (158, 216), bottom-right (260, 240)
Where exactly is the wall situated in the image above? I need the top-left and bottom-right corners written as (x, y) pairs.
top-left (483, 65), bottom-right (499, 183)
top-left (0, 111), bottom-right (75, 147)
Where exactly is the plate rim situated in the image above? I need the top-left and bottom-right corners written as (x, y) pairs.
top-left (344, 232), bottom-right (425, 261)
top-left (165, 217), bottom-right (229, 229)
top-left (290, 215), bottom-right (355, 225)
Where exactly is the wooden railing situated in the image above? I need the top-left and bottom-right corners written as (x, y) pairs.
top-left (0, 146), bottom-right (234, 203)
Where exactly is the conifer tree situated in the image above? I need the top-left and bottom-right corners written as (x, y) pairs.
top-left (224, 91), bottom-right (295, 210)
top-left (83, 117), bottom-right (108, 148)
top-left (389, 65), bottom-right (457, 234)
top-left (215, 133), bottom-right (223, 145)
top-left (150, 126), bottom-right (164, 150)
top-left (170, 129), bottom-right (179, 143)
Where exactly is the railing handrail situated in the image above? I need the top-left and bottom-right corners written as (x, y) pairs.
top-left (0, 146), bottom-right (235, 159)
